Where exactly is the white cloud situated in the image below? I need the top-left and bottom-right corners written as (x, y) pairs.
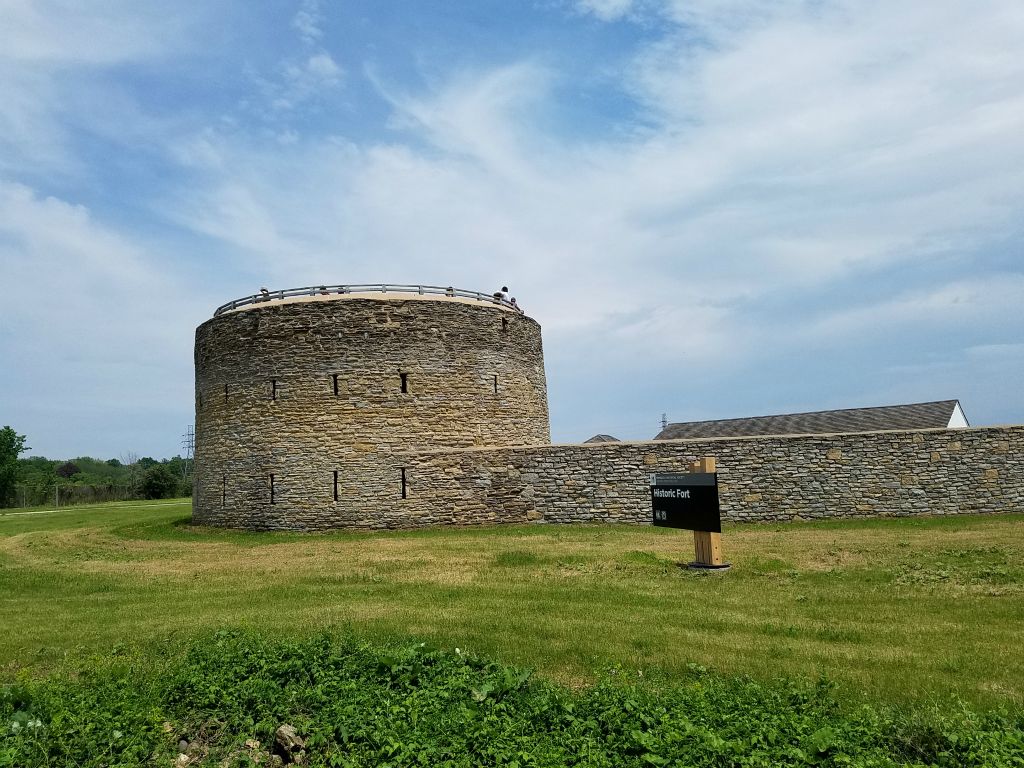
top-left (375, 62), bottom-right (551, 181)
top-left (171, 0), bottom-right (1024, 329)
top-left (292, 0), bottom-right (325, 46)
top-left (267, 51), bottom-right (344, 111)
top-left (576, 0), bottom-right (807, 33)
top-left (245, 1), bottom-right (344, 116)
top-left (0, 0), bottom-right (189, 65)
top-left (306, 52), bottom-right (342, 81)
top-left (801, 275), bottom-right (1024, 343)
top-left (0, 1), bottom-right (203, 177)
top-left (4, 0), bottom-right (1023, 451)
top-left (575, 0), bottom-right (638, 22)
top-left (0, 182), bottom-right (211, 456)
top-left (0, 181), bottom-right (208, 355)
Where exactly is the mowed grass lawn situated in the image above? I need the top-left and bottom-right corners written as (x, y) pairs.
top-left (1, 501), bottom-right (1022, 709)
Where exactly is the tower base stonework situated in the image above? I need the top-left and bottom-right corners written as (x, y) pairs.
top-left (193, 288), bottom-right (549, 530)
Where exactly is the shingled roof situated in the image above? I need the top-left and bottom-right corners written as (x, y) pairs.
top-left (655, 400), bottom-right (967, 440)
top-left (584, 434), bottom-right (620, 443)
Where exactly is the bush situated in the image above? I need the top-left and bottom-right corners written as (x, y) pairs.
top-left (2, 633), bottom-right (1022, 767)
top-left (0, 427), bottom-right (28, 508)
top-left (139, 465), bottom-right (178, 500)
top-left (55, 462), bottom-right (80, 480)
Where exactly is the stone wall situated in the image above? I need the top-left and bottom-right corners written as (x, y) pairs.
top-left (190, 292), bottom-right (1022, 532)
top-left (192, 295), bottom-right (550, 529)
top-left (398, 426), bottom-right (1023, 527)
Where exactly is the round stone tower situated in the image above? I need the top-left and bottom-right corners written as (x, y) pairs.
top-left (192, 286), bottom-right (550, 530)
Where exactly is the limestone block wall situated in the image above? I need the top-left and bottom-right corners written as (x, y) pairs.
top-left (400, 426), bottom-right (1023, 527)
top-left (193, 295), bottom-right (549, 529)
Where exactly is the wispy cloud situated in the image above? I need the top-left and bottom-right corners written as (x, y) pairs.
top-left (0, 181), bottom-right (209, 456)
top-left (170, 0), bottom-right (1024, 327)
top-left (163, 0), bottom-right (1024, 435)
top-left (800, 275), bottom-right (1024, 343)
top-left (0, 1), bottom-right (201, 178)
top-left (292, 0), bottom-right (325, 46)
top-left (246, 0), bottom-right (344, 116)
top-left (2, 0), bottom-right (1022, 454)
top-left (574, 0), bottom-right (638, 23)
top-left (0, 0), bottom-right (190, 64)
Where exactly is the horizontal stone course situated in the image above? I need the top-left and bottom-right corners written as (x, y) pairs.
top-left (192, 292), bottom-right (1022, 531)
top-left (401, 425), bottom-right (1023, 528)
top-left (192, 296), bottom-right (550, 530)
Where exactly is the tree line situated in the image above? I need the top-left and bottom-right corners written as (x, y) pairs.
top-left (0, 426), bottom-right (191, 508)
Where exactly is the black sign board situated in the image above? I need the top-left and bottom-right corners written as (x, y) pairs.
top-left (650, 472), bottom-right (721, 533)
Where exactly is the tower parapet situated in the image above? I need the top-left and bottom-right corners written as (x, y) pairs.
top-left (193, 285), bottom-right (550, 529)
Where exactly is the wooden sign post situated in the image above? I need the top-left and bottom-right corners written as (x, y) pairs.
top-left (650, 455), bottom-right (730, 570)
top-left (688, 457), bottom-right (724, 568)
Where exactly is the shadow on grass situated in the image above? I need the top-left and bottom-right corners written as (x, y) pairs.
top-left (113, 514), bottom-right (686, 548)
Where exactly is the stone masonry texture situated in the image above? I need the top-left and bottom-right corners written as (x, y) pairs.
top-left (400, 426), bottom-right (1023, 527)
top-left (193, 295), bottom-right (550, 529)
top-left (193, 293), bottom-right (1022, 531)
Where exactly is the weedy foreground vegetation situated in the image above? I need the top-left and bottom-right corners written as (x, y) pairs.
top-left (1, 502), bottom-right (1023, 766)
top-left (4, 632), bottom-right (1024, 767)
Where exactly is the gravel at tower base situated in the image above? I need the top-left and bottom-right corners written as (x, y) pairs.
top-left (193, 290), bottom-right (550, 530)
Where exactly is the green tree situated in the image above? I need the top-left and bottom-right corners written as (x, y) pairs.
top-left (56, 461), bottom-right (81, 479)
top-left (0, 426), bottom-right (29, 508)
top-left (140, 464), bottom-right (178, 500)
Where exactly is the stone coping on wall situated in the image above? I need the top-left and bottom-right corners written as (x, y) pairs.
top-left (399, 423), bottom-right (1022, 457)
top-left (400, 423), bottom-right (1021, 527)
top-left (221, 291), bottom-right (527, 316)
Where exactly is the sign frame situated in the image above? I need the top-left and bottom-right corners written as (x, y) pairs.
top-left (650, 471), bottom-right (721, 533)
top-left (650, 456), bottom-right (729, 570)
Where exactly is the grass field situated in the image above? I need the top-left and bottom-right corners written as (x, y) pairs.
top-left (1, 501), bottom-right (1022, 709)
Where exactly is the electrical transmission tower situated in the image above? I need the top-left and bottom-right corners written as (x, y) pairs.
top-left (181, 425), bottom-right (195, 481)
top-left (661, 412), bottom-right (668, 430)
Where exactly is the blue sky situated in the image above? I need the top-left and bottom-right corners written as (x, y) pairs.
top-left (2, 0), bottom-right (1023, 459)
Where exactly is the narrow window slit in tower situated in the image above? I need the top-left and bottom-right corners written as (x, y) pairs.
top-left (271, 379), bottom-right (277, 400)
top-left (332, 373), bottom-right (339, 396)
top-left (221, 476), bottom-right (226, 507)
top-left (501, 317), bottom-right (509, 332)
top-left (224, 383), bottom-right (228, 402)
top-left (333, 470), bottom-right (339, 501)
top-left (493, 374), bottom-right (498, 394)
top-left (400, 467), bottom-right (407, 499)
top-left (198, 393), bottom-right (203, 409)
top-left (270, 474), bottom-right (276, 504)
top-left (400, 372), bottom-right (408, 394)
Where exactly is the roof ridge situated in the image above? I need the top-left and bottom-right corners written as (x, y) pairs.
top-left (665, 399), bottom-right (958, 428)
